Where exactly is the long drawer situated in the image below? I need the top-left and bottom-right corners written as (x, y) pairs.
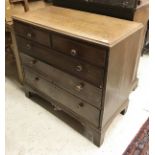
top-left (52, 34), bottom-right (106, 67)
top-left (24, 68), bottom-right (100, 127)
top-left (21, 53), bottom-right (102, 108)
top-left (14, 21), bottom-right (51, 47)
top-left (17, 36), bottom-right (104, 87)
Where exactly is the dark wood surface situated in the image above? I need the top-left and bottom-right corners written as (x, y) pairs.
top-left (24, 68), bottom-right (100, 127)
top-left (13, 6), bottom-right (143, 146)
top-left (14, 21), bottom-right (51, 47)
top-left (52, 0), bottom-right (148, 20)
top-left (52, 34), bottom-right (106, 67)
top-left (16, 36), bottom-right (105, 87)
top-left (21, 53), bottom-right (103, 108)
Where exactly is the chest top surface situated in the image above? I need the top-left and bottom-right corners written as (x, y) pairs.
top-left (13, 5), bottom-right (143, 47)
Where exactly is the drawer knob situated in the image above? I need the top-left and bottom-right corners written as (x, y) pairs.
top-left (70, 49), bottom-right (77, 56)
top-left (78, 102), bottom-right (84, 108)
top-left (75, 65), bottom-right (83, 72)
top-left (26, 44), bottom-right (31, 50)
top-left (75, 83), bottom-right (84, 91)
top-left (27, 32), bottom-right (32, 38)
top-left (35, 77), bottom-right (39, 81)
top-left (53, 105), bottom-right (61, 111)
top-left (99, 85), bottom-right (103, 89)
top-left (122, 1), bottom-right (129, 7)
top-left (30, 59), bottom-right (37, 65)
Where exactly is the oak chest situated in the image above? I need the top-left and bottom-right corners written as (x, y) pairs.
top-left (13, 6), bottom-right (143, 146)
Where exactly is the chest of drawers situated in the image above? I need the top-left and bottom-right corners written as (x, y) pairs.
top-left (13, 6), bottom-right (143, 146)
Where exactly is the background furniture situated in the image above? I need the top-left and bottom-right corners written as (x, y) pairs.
top-left (132, 0), bottom-right (149, 89)
top-left (53, 0), bottom-right (140, 20)
top-left (5, 0), bottom-right (50, 83)
top-left (5, 0), bottom-right (29, 83)
top-left (10, 0), bottom-right (29, 12)
top-left (13, 6), bottom-right (143, 146)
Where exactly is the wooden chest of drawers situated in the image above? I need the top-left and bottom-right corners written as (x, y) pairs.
top-left (13, 6), bottom-right (143, 146)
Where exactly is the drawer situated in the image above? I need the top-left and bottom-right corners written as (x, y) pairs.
top-left (24, 68), bottom-right (100, 127)
top-left (17, 37), bottom-right (104, 87)
top-left (52, 34), bottom-right (106, 67)
top-left (14, 21), bottom-right (51, 47)
top-left (21, 53), bottom-right (102, 108)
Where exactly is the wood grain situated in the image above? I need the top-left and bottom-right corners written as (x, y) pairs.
top-left (13, 5), bottom-right (144, 146)
top-left (13, 5), bottom-right (143, 47)
top-left (24, 68), bottom-right (100, 127)
top-left (21, 53), bottom-right (103, 108)
top-left (16, 36), bottom-right (104, 87)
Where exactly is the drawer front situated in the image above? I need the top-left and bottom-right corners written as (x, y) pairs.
top-left (52, 34), bottom-right (106, 67)
top-left (17, 37), bottom-right (104, 87)
top-left (21, 53), bottom-right (102, 108)
top-left (14, 21), bottom-right (51, 47)
top-left (24, 68), bottom-right (100, 127)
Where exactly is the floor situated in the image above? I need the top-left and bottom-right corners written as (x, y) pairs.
top-left (5, 54), bottom-right (149, 155)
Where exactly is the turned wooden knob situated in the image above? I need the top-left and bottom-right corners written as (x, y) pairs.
top-left (30, 59), bottom-right (37, 65)
top-left (26, 44), bottom-right (31, 50)
top-left (70, 49), bottom-right (77, 56)
top-left (35, 77), bottom-right (39, 81)
top-left (27, 32), bottom-right (32, 38)
top-left (78, 102), bottom-right (84, 108)
top-left (75, 65), bottom-right (83, 72)
top-left (74, 83), bottom-right (84, 91)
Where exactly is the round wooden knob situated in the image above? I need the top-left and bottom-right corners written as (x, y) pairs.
top-left (70, 49), bottom-right (77, 56)
top-left (35, 77), bottom-right (39, 81)
top-left (53, 105), bottom-right (61, 111)
top-left (122, 1), bottom-right (129, 7)
top-left (99, 85), bottom-right (103, 89)
top-left (27, 32), bottom-right (32, 38)
top-left (75, 83), bottom-right (84, 91)
top-left (78, 102), bottom-right (84, 108)
top-left (75, 65), bottom-right (83, 72)
top-left (30, 59), bottom-right (37, 65)
top-left (26, 44), bottom-right (31, 50)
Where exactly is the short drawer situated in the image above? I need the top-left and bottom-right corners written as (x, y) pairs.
top-left (21, 53), bottom-right (102, 108)
top-left (52, 34), bottom-right (106, 67)
top-left (24, 68), bottom-right (100, 127)
top-left (17, 36), bottom-right (104, 87)
top-left (14, 21), bottom-right (51, 47)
